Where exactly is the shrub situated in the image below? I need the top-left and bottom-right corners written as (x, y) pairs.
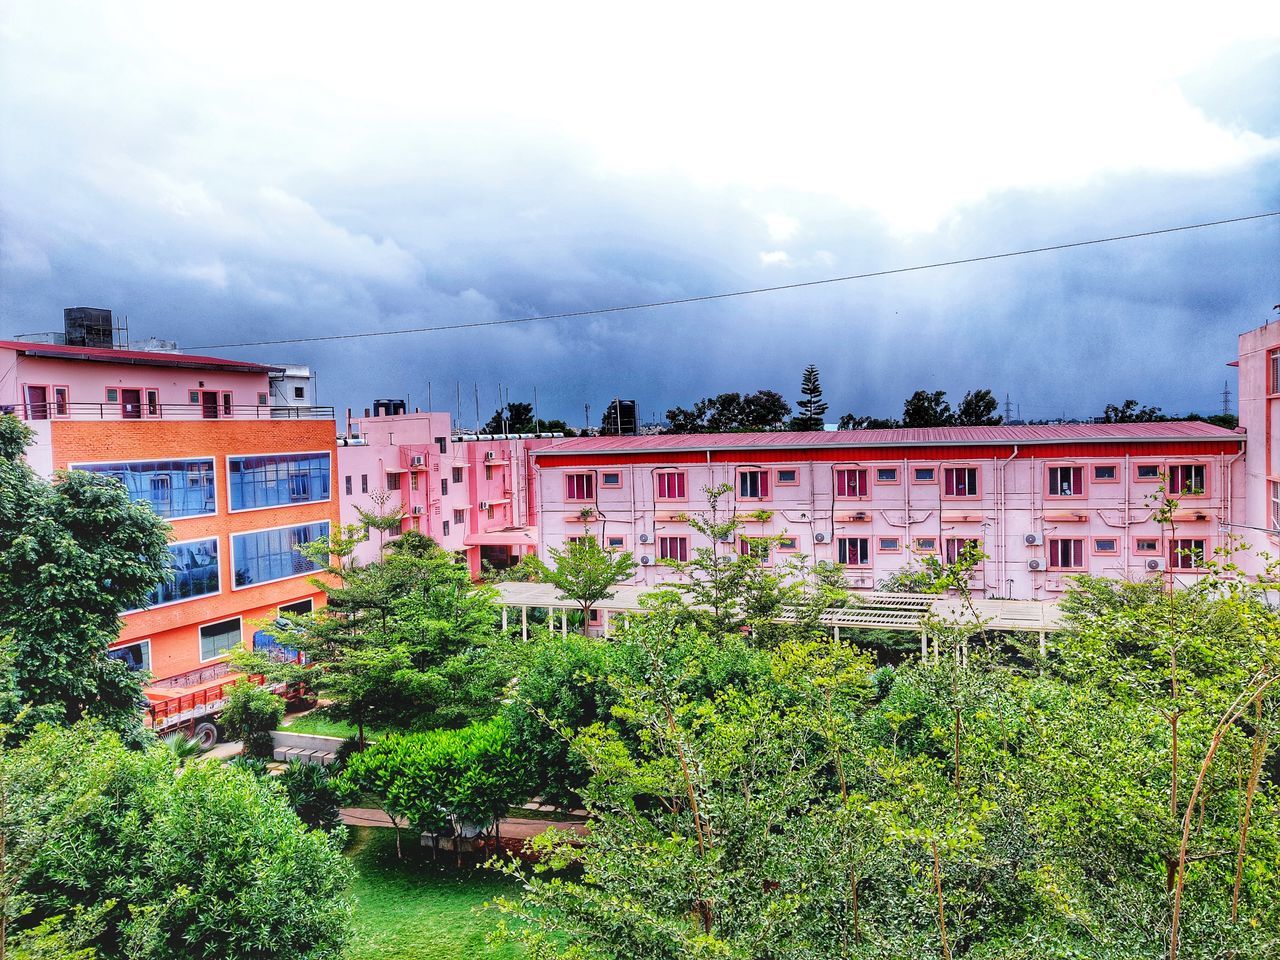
top-left (281, 759), bottom-right (344, 833)
top-left (220, 680), bottom-right (285, 758)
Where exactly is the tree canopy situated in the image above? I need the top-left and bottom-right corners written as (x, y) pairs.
top-left (664, 390), bottom-right (792, 433)
top-left (791, 363), bottom-right (829, 430)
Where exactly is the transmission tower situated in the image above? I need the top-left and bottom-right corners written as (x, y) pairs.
top-left (1003, 393), bottom-right (1013, 422)
top-left (1221, 380), bottom-right (1232, 418)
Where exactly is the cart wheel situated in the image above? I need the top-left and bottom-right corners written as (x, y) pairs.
top-left (192, 722), bottom-right (219, 750)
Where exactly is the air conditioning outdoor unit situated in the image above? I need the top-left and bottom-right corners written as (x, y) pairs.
top-left (479, 501), bottom-right (490, 510)
top-left (411, 505), bottom-right (424, 516)
top-left (1146, 557), bottom-right (1167, 572)
top-left (640, 556), bottom-right (652, 565)
top-left (410, 455), bottom-right (425, 467)
top-left (853, 511), bottom-right (867, 521)
top-left (639, 533), bottom-right (651, 543)
top-left (1027, 558), bottom-right (1044, 571)
top-left (718, 534), bottom-right (732, 543)
top-left (485, 451), bottom-right (496, 461)
top-left (1024, 533), bottom-right (1043, 546)
top-left (814, 532), bottom-right (827, 543)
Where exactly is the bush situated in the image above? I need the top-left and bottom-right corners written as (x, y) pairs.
top-left (281, 759), bottom-right (344, 833)
top-left (220, 680), bottom-right (285, 758)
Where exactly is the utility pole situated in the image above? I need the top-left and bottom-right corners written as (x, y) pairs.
top-left (1004, 393), bottom-right (1013, 422)
top-left (473, 382), bottom-right (480, 433)
top-left (1221, 380), bottom-right (1232, 418)
top-left (584, 403), bottom-right (590, 434)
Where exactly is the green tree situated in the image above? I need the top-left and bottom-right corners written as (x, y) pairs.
top-left (953, 389), bottom-right (1003, 426)
top-left (901, 389), bottom-right (954, 428)
top-left (484, 401), bottom-right (574, 436)
top-left (0, 415), bottom-right (170, 741)
top-left (218, 680), bottom-right (285, 758)
top-left (3, 723), bottom-right (352, 960)
top-left (1103, 399), bottom-right (1166, 423)
top-left (530, 534), bottom-right (637, 625)
top-left (791, 364), bottom-right (829, 431)
top-left (838, 413), bottom-right (902, 430)
top-left (664, 391), bottom-right (792, 433)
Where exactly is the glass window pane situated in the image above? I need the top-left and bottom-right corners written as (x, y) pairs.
top-left (140, 538), bottom-right (220, 607)
top-left (73, 459), bottom-right (216, 519)
top-left (232, 522), bottom-right (329, 587)
top-left (200, 618), bottom-right (242, 660)
top-left (228, 453), bottom-right (332, 510)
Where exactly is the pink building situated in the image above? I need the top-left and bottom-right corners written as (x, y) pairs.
top-left (336, 407), bottom-right (553, 575)
top-left (1234, 319), bottom-right (1280, 567)
top-left (530, 422), bottom-right (1248, 599)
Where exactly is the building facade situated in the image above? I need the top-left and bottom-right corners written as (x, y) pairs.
top-left (1235, 319), bottom-right (1280, 565)
top-left (3, 338), bottom-right (339, 685)
top-left (531, 422), bottom-right (1248, 599)
top-left (336, 408), bottom-right (550, 575)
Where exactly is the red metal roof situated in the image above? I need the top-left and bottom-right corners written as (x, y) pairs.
top-left (0, 340), bottom-right (278, 374)
top-left (535, 421), bottom-right (1242, 456)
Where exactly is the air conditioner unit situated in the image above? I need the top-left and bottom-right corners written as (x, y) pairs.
top-left (479, 501), bottom-right (490, 510)
top-left (718, 534), bottom-right (732, 543)
top-left (411, 505), bottom-right (424, 516)
top-left (1146, 557), bottom-right (1167, 572)
top-left (853, 511), bottom-right (867, 521)
top-left (485, 451), bottom-right (495, 461)
top-left (1024, 533), bottom-right (1043, 546)
top-left (640, 555), bottom-right (652, 565)
top-left (638, 533), bottom-right (651, 543)
top-left (814, 532), bottom-right (827, 543)
top-left (410, 455), bottom-right (425, 467)
top-left (1027, 558), bottom-right (1044, 571)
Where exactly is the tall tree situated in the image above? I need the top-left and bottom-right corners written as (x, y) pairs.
top-left (953, 389), bottom-right (1003, 426)
top-left (1103, 399), bottom-right (1166, 423)
top-left (664, 392), bottom-right (791, 433)
top-left (901, 390), bottom-right (954, 428)
top-left (0, 415), bottom-right (170, 741)
top-left (530, 534), bottom-right (637, 625)
top-left (838, 413), bottom-right (902, 430)
top-left (484, 401), bottom-right (574, 435)
top-left (792, 364), bottom-right (829, 431)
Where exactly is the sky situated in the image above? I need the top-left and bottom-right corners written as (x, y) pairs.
top-left (1, 1), bottom-right (1278, 428)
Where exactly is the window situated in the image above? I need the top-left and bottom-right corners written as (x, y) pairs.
top-left (142, 538), bottom-right (220, 607)
top-left (200, 618), bottom-right (243, 662)
top-left (1169, 464), bottom-right (1206, 496)
top-left (835, 468), bottom-right (869, 498)
top-left (943, 467), bottom-right (978, 497)
top-left (231, 522), bottom-right (329, 588)
top-left (566, 473), bottom-right (595, 501)
top-left (52, 386), bottom-right (69, 416)
top-left (739, 537), bottom-right (770, 561)
top-left (145, 389), bottom-right (159, 416)
top-left (453, 509), bottom-right (465, 525)
top-left (738, 469), bottom-right (769, 499)
top-left (1048, 538), bottom-right (1085, 569)
top-left (73, 459), bottom-right (216, 519)
top-left (221, 392), bottom-right (233, 416)
top-left (655, 471), bottom-right (686, 500)
top-left (361, 474), bottom-right (368, 494)
top-left (776, 469), bottom-right (799, 485)
top-left (441, 479), bottom-right (448, 495)
top-left (258, 393), bottom-right (269, 405)
top-left (944, 537), bottom-right (981, 565)
top-left (1094, 465), bottom-right (1117, 481)
top-left (410, 473), bottom-right (418, 491)
top-left (485, 465), bottom-right (493, 481)
top-left (913, 537), bottom-right (937, 552)
top-left (188, 390), bottom-right (200, 403)
top-left (878, 536), bottom-right (901, 552)
top-left (435, 437), bottom-right (447, 454)
top-left (385, 472), bottom-right (402, 492)
top-left (1048, 466), bottom-right (1084, 497)
top-left (1170, 538), bottom-right (1206, 570)
top-left (1094, 538), bottom-right (1118, 554)
top-left (606, 535), bottom-right (625, 550)
top-left (1136, 538), bottom-right (1160, 553)
top-left (108, 640), bottom-right (151, 673)
top-left (1136, 464), bottom-right (1161, 480)
top-left (837, 537), bottom-right (870, 566)
top-left (452, 467), bottom-right (464, 484)
top-left (1271, 348), bottom-right (1280, 394)
top-left (280, 598), bottom-right (313, 617)
top-left (913, 467), bottom-right (936, 482)
top-left (293, 386), bottom-right (305, 399)
top-left (602, 472), bottom-right (622, 487)
top-left (777, 536), bottom-right (798, 551)
top-left (442, 520), bottom-right (450, 537)
top-left (1271, 481), bottom-right (1280, 532)
top-left (487, 504), bottom-right (495, 520)
top-left (658, 535), bottom-right (689, 562)
top-left (228, 453), bottom-right (331, 510)
top-left (876, 467), bottom-right (898, 483)
top-left (106, 387), bottom-right (119, 403)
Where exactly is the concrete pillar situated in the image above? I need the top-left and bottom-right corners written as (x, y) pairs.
top-left (921, 627), bottom-right (928, 659)
top-left (521, 606), bottom-right (528, 642)
top-left (604, 609), bottom-right (611, 638)
top-left (834, 625), bottom-right (841, 644)
top-left (1038, 631), bottom-right (1047, 657)
top-left (561, 608), bottom-right (568, 637)
top-left (501, 607), bottom-right (508, 632)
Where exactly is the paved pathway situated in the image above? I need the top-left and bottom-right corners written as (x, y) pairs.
top-left (340, 807), bottom-right (588, 840)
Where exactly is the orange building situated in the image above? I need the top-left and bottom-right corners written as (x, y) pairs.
top-left (4, 334), bottom-right (338, 732)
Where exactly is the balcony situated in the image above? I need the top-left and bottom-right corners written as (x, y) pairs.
top-left (7, 401), bottom-right (335, 422)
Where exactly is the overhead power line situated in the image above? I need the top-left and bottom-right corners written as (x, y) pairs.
top-left (191, 210), bottom-right (1280, 351)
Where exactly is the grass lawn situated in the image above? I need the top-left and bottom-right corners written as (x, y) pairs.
top-left (279, 711), bottom-right (381, 740)
top-left (345, 827), bottom-right (525, 960)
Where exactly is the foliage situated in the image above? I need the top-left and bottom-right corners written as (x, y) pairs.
top-left (483, 400), bottom-right (574, 436)
top-left (1103, 399), bottom-right (1166, 422)
top-left (219, 679), bottom-right (286, 758)
top-left (528, 535), bottom-right (637, 622)
top-left (664, 390), bottom-right (792, 433)
top-left (791, 363), bottom-right (829, 431)
top-left (839, 388), bottom-right (1002, 430)
top-left (902, 389), bottom-right (954, 428)
top-left (281, 759), bottom-right (344, 833)
top-left (2, 722), bottom-right (353, 960)
top-left (0, 414), bottom-right (171, 741)
top-left (357, 488), bottom-right (408, 555)
top-left (341, 718), bottom-right (528, 858)
top-left (953, 389), bottom-right (1003, 426)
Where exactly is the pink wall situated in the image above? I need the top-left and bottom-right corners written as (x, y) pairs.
top-left (533, 441), bottom-right (1247, 600)
top-left (1236, 321), bottom-right (1280, 570)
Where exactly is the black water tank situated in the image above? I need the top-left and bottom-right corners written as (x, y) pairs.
top-left (64, 307), bottom-right (114, 349)
top-left (372, 398), bottom-right (407, 417)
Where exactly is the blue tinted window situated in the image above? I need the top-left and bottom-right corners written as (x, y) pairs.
top-left (73, 459), bottom-right (215, 519)
top-left (228, 453), bottom-right (331, 511)
top-left (232, 522), bottom-right (329, 587)
top-left (143, 537), bottom-right (220, 607)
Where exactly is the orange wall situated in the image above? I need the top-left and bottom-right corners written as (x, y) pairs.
top-left (51, 419), bottom-right (339, 678)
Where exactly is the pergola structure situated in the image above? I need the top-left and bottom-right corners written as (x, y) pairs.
top-left (493, 582), bottom-right (1065, 655)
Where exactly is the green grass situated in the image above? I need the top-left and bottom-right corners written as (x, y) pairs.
top-left (279, 712), bottom-right (379, 740)
top-left (345, 827), bottom-right (525, 960)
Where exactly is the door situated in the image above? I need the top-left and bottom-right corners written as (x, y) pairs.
top-left (201, 391), bottom-right (220, 419)
top-left (24, 385), bottom-right (49, 420)
top-left (121, 388), bottom-right (142, 419)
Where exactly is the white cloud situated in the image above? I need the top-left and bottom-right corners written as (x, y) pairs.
top-left (759, 250), bottom-right (791, 266)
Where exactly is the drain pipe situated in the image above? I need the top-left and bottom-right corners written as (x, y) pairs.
top-left (999, 445), bottom-right (1019, 595)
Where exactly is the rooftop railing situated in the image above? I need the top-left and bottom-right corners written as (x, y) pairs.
top-left (4, 401), bottom-right (336, 422)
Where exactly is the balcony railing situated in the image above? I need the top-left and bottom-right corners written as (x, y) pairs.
top-left (4, 401), bottom-right (335, 422)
